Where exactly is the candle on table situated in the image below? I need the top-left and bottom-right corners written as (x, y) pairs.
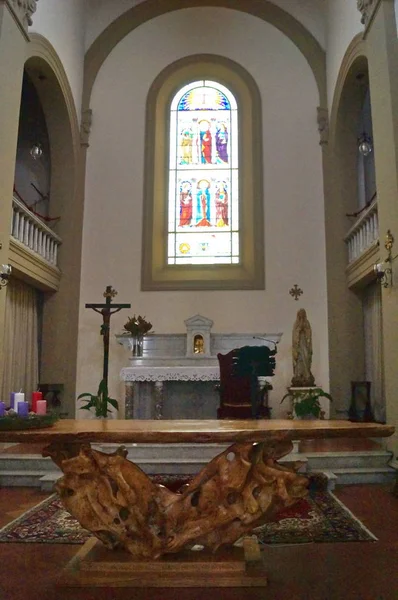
top-left (36, 400), bottom-right (47, 415)
top-left (9, 392), bottom-right (15, 409)
top-left (17, 401), bottom-right (29, 417)
top-left (32, 391), bottom-right (43, 413)
top-left (0, 402), bottom-right (5, 417)
top-left (14, 392), bottom-right (25, 413)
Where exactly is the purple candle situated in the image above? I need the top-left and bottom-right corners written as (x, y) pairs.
top-left (17, 401), bottom-right (29, 417)
top-left (9, 392), bottom-right (15, 409)
top-left (0, 402), bottom-right (5, 417)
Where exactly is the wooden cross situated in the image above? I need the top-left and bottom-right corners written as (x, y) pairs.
top-left (85, 286), bottom-right (131, 389)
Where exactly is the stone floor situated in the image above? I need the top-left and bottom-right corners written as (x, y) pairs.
top-left (0, 483), bottom-right (397, 599)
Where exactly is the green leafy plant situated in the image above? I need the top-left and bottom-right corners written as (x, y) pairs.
top-left (281, 387), bottom-right (332, 419)
top-left (78, 379), bottom-right (119, 418)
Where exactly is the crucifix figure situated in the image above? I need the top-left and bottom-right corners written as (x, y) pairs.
top-left (85, 286), bottom-right (131, 389)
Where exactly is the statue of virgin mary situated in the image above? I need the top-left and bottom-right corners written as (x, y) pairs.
top-left (291, 308), bottom-right (315, 387)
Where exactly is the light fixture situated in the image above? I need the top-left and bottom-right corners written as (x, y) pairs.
top-left (0, 264), bottom-right (11, 289)
top-left (30, 143), bottom-right (43, 160)
top-left (374, 230), bottom-right (394, 288)
top-left (358, 132), bottom-right (373, 157)
top-left (373, 262), bottom-right (392, 288)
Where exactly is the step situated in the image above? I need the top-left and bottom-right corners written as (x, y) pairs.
top-left (94, 443), bottom-right (230, 461)
top-left (330, 466), bottom-right (397, 485)
top-left (0, 470), bottom-right (49, 488)
top-left (0, 455), bottom-right (55, 472)
top-left (0, 447), bottom-right (395, 488)
top-left (306, 450), bottom-right (393, 470)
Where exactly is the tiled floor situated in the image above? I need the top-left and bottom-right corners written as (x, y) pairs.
top-left (0, 483), bottom-right (397, 600)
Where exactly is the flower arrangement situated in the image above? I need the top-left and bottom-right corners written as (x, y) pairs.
top-left (123, 315), bottom-right (153, 337)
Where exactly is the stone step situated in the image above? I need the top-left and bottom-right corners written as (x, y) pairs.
top-left (95, 443), bottom-right (230, 460)
top-left (0, 455), bottom-right (55, 472)
top-left (0, 470), bottom-right (49, 488)
top-left (305, 450), bottom-right (393, 470)
top-left (330, 466), bottom-right (397, 485)
top-left (0, 446), bottom-right (395, 488)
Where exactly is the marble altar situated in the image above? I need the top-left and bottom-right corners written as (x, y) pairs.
top-left (117, 314), bottom-right (282, 419)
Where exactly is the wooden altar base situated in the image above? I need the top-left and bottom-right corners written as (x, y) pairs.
top-left (59, 536), bottom-right (268, 588)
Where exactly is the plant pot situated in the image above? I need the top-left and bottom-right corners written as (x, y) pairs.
top-left (295, 414), bottom-right (319, 420)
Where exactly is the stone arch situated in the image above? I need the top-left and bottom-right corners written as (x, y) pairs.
top-left (83, 0), bottom-right (326, 112)
top-left (324, 34), bottom-right (370, 417)
top-left (25, 33), bottom-right (80, 202)
top-left (23, 33), bottom-right (82, 416)
top-left (329, 34), bottom-right (368, 164)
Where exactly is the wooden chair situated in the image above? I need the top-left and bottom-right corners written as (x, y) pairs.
top-left (217, 346), bottom-right (276, 419)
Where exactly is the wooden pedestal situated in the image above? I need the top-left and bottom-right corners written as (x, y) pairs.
top-left (59, 537), bottom-right (268, 588)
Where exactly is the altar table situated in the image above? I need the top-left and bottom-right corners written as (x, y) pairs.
top-left (0, 419), bottom-right (394, 588)
top-left (0, 418), bottom-right (393, 444)
top-left (121, 366), bottom-right (220, 419)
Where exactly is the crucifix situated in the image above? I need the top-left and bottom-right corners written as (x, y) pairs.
top-left (85, 286), bottom-right (131, 389)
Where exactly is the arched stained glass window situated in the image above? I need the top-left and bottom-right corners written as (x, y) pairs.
top-left (142, 57), bottom-right (264, 291)
top-left (168, 81), bottom-right (239, 265)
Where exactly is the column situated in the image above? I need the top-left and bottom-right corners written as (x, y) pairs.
top-left (0, 1), bottom-right (35, 387)
top-left (362, 0), bottom-right (398, 454)
top-left (154, 382), bottom-right (164, 420)
top-left (124, 382), bottom-right (135, 419)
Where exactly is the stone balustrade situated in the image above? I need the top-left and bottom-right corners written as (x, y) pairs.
top-left (344, 198), bottom-right (378, 264)
top-left (11, 196), bottom-right (61, 267)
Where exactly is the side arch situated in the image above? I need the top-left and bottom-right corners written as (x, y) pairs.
top-left (329, 34), bottom-right (367, 148)
top-left (324, 33), bottom-right (370, 417)
top-left (23, 33), bottom-right (83, 416)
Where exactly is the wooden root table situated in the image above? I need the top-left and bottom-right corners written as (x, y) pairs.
top-left (0, 419), bottom-right (394, 588)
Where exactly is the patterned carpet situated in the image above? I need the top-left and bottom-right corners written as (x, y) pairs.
top-left (0, 473), bottom-right (377, 546)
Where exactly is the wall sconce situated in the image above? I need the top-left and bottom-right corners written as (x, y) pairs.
top-left (374, 230), bottom-right (394, 288)
top-left (374, 262), bottom-right (392, 288)
top-left (0, 264), bottom-right (12, 289)
top-left (358, 132), bottom-right (373, 157)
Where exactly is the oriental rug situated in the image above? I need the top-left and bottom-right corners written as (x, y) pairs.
top-left (0, 473), bottom-right (377, 546)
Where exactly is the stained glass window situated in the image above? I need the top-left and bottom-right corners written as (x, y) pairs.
top-left (168, 81), bottom-right (239, 265)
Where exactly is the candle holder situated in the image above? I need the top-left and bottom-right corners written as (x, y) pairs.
top-left (0, 412), bottom-right (58, 430)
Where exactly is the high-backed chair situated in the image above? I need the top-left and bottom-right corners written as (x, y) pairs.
top-left (217, 345), bottom-right (276, 419)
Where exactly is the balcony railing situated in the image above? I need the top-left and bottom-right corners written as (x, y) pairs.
top-left (11, 196), bottom-right (62, 267)
top-left (344, 198), bottom-right (378, 264)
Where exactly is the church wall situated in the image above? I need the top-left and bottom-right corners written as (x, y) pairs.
top-left (29, 0), bottom-right (85, 122)
top-left (84, 0), bottom-right (326, 52)
top-left (78, 7), bottom-right (328, 418)
top-left (326, 0), bottom-right (363, 109)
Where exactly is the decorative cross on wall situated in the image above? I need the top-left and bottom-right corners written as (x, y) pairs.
top-left (289, 284), bottom-right (303, 301)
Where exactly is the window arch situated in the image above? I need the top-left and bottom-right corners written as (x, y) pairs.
top-left (142, 56), bottom-right (264, 290)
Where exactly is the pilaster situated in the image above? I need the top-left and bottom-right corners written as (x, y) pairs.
top-left (0, 0), bottom-right (29, 385)
top-left (364, 0), bottom-right (398, 454)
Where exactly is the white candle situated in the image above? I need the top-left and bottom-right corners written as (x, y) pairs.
top-left (14, 392), bottom-right (25, 413)
top-left (36, 400), bottom-right (47, 415)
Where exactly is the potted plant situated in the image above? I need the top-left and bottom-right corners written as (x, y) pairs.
top-left (78, 379), bottom-right (119, 418)
top-left (281, 387), bottom-right (332, 419)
